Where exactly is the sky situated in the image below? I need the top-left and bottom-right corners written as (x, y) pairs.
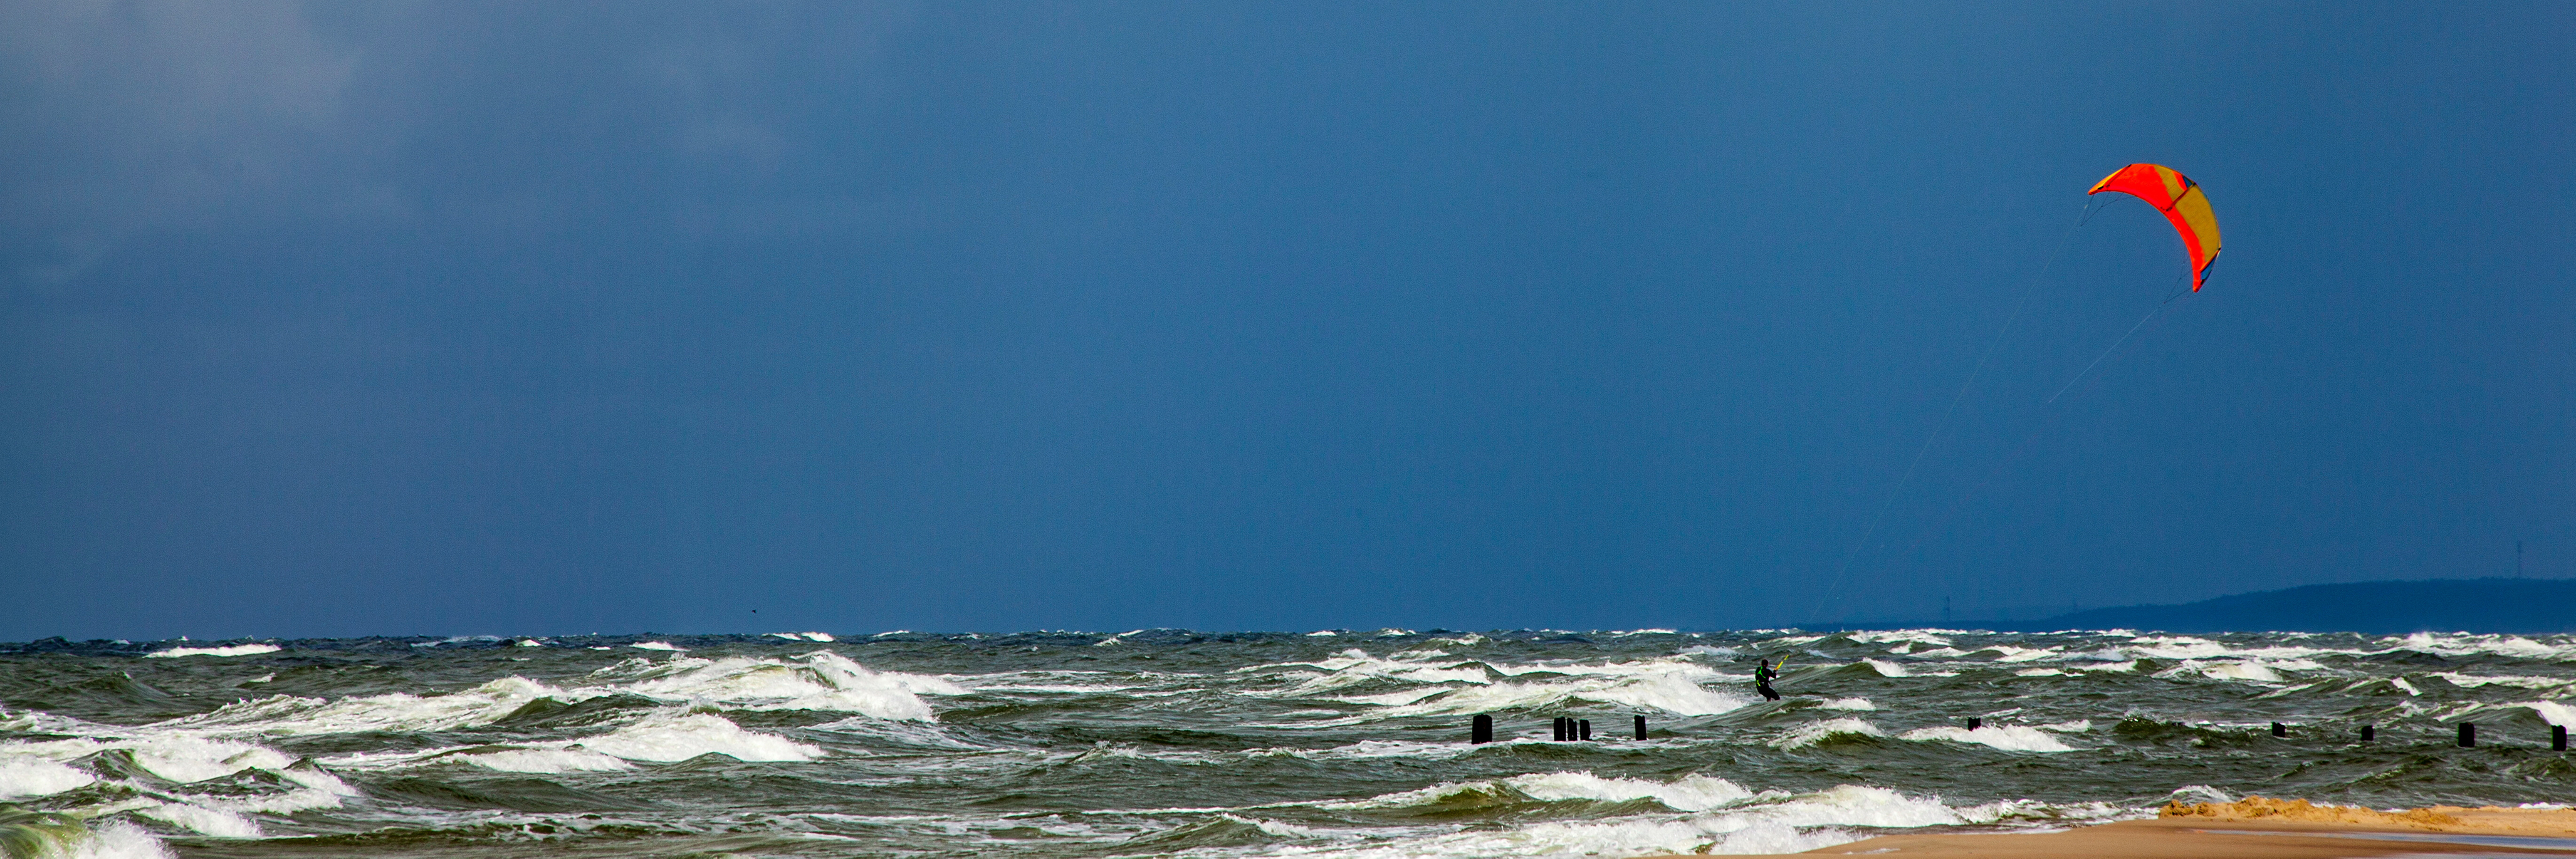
top-left (3, 2), bottom-right (2572, 641)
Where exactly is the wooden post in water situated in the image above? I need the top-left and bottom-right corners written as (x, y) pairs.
top-left (1579, 719), bottom-right (1591, 741)
top-left (2271, 722), bottom-right (2286, 737)
top-left (1472, 714), bottom-right (1494, 744)
top-left (2459, 723), bottom-right (2476, 747)
top-left (2361, 724), bottom-right (2375, 742)
top-left (2554, 725), bottom-right (2567, 752)
top-left (1634, 715), bottom-right (1647, 741)
top-left (1966, 717), bottom-right (1981, 731)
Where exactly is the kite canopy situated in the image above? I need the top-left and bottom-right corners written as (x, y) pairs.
top-left (2087, 164), bottom-right (2221, 291)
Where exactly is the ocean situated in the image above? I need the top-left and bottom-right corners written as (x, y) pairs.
top-left (3, 628), bottom-right (2573, 858)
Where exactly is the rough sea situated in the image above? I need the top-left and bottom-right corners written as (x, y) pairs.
top-left (4, 628), bottom-right (2575, 858)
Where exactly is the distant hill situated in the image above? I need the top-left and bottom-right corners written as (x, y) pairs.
top-left (1821, 578), bottom-right (2576, 635)
top-left (2006, 578), bottom-right (2576, 635)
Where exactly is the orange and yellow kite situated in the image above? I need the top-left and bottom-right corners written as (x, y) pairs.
top-left (2087, 164), bottom-right (2222, 291)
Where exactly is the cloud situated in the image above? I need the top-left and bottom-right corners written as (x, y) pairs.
top-left (0, 1), bottom-right (359, 227)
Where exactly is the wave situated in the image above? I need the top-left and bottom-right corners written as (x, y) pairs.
top-left (1772, 718), bottom-right (1886, 749)
top-left (2432, 672), bottom-right (2575, 690)
top-left (141, 643), bottom-right (278, 659)
top-left (0, 813), bottom-right (172, 859)
top-left (0, 756), bottom-right (96, 798)
top-left (606, 650), bottom-right (965, 719)
top-left (1235, 648), bottom-right (1752, 722)
top-left (1331, 771), bottom-right (1756, 813)
top-left (2505, 700), bottom-right (2576, 727)
top-left (1897, 724), bottom-right (2076, 752)
top-left (167, 676), bottom-right (568, 737)
top-left (1316, 775), bottom-right (2113, 858)
top-left (2387, 632), bottom-right (2576, 660)
top-left (1310, 671), bottom-right (1751, 724)
top-left (1843, 630), bottom-right (1958, 646)
top-left (315, 710), bottom-right (821, 772)
top-left (164, 651), bottom-right (956, 739)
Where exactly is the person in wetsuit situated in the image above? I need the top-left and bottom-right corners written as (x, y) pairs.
top-left (1755, 659), bottom-right (1782, 700)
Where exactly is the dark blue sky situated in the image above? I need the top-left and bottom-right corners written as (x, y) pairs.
top-left (4, 2), bottom-right (2571, 640)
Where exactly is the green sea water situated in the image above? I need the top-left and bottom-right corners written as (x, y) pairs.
top-left (3, 628), bottom-right (2572, 858)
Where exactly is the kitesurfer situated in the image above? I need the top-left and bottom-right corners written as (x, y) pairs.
top-left (1755, 659), bottom-right (1783, 701)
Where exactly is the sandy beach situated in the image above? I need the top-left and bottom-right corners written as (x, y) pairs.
top-left (1675, 798), bottom-right (2576, 858)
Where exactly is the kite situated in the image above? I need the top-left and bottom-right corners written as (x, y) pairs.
top-left (2087, 164), bottom-right (2222, 291)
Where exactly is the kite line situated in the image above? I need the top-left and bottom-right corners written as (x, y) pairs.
top-left (1808, 199), bottom-right (2102, 620)
top-left (2045, 271), bottom-right (2190, 405)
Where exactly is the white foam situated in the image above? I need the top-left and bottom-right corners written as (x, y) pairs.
top-left (2170, 784), bottom-right (2236, 804)
top-left (137, 803), bottom-right (262, 838)
top-left (1334, 689), bottom-right (1450, 707)
top-left (0, 731), bottom-right (325, 829)
top-left (311, 711), bottom-right (815, 770)
top-left (2156, 660), bottom-right (2284, 683)
top-left (610, 650), bottom-right (963, 719)
top-left (123, 735), bottom-right (296, 782)
top-left (1294, 776), bottom-right (2102, 858)
top-left (1772, 719), bottom-right (1885, 749)
top-left (139, 652), bottom-right (950, 749)
top-left (2515, 700), bottom-right (2576, 727)
top-left (515, 639), bottom-right (545, 647)
top-left (2390, 676), bottom-right (2423, 695)
top-left (1505, 771), bottom-right (1755, 811)
top-left (55, 822), bottom-right (176, 859)
top-left (1297, 815), bottom-right (1853, 858)
top-left (575, 712), bottom-right (821, 762)
top-left (1898, 725), bottom-right (2076, 752)
top-left (2393, 632), bottom-right (2576, 660)
top-left (167, 676), bottom-right (567, 737)
top-left (1316, 669), bottom-right (1749, 724)
top-left (1242, 652), bottom-right (1752, 720)
top-left (460, 748), bottom-right (636, 773)
top-left (1285, 649), bottom-right (1493, 690)
top-left (412, 635), bottom-right (502, 648)
top-left (0, 756), bottom-right (97, 798)
top-left (1845, 630), bottom-right (1956, 646)
top-left (1306, 630), bottom-right (1339, 637)
top-left (1859, 659), bottom-right (1908, 677)
top-left (629, 641), bottom-right (684, 651)
top-left (2124, 636), bottom-right (2230, 659)
top-left (2435, 672), bottom-right (2573, 690)
top-left (143, 644), bottom-right (279, 659)
top-left (1818, 697), bottom-right (1876, 711)
top-left (1994, 647), bottom-right (2063, 664)
top-left (1333, 771), bottom-right (1754, 813)
top-left (766, 632), bottom-right (836, 642)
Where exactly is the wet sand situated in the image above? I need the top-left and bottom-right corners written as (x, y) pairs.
top-left (1682, 798), bottom-right (2576, 857)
